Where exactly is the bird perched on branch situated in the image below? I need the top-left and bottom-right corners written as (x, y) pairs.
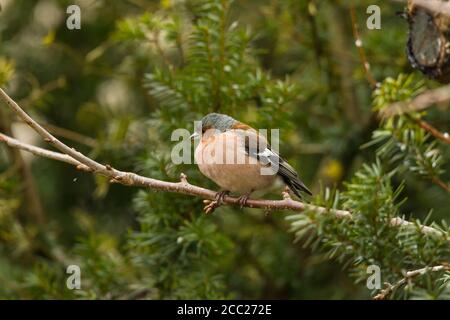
top-left (191, 113), bottom-right (311, 211)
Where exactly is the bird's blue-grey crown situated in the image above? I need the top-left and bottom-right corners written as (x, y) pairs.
top-left (200, 113), bottom-right (237, 133)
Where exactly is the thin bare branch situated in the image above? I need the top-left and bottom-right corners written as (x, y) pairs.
top-left (0, 130), bottom-right (349, 217)
top-left (1, 87), bottom-right (448, 242)
top-left (378, 85), bottom-right (450, 148)
top-left (42, 123), bottom-right (98, 148)
top-left (350, 5), bottom-right (378, 89)
top-left (3, 131), bottom-right (449, 245)
top-left (390, 217), bottom-right (448, 238)
top-left (407, 115), bottom-right (450, 147)
top-left (2, 131), bottom-right (449, 241)
top-left (0, 106), bottom-right (46, 224)
top-left (0, 133), bottom-right (91, 171)
top-left (380, 84), bottom-right (450, 118)
top-left (374, 263), bottom-right (450, 300)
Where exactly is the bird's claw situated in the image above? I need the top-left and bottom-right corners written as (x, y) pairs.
top-left (237, 193), bottom-right (251, 209)
top-left (282, 186), bottom-right (292, 200)
top-left (215, 190), bottom-right (230, 206)
top-left (203, 190), bottom-right (229, 214)
top-left (203, 201), bottom-right (217, 214)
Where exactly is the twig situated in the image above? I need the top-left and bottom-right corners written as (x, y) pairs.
top-left (1, 87), bottom-right (449, 241)
top-left (326, 5), bottom-right (360, 122)
top-left (413, 117), bottom-right (450, 150)
top-left (373, 263), bottom-right (450, 300)
top-left (405, 113), bottom-right (450, 147)
top-left (350, 5), bottom-right (378, 89)
top-left (431, 176), bottom-right (450, 194)
top-left (380, 84), bottom-right (450, 118)
top-left (0, 133), bottom-right (91, 172)
top-left (3, 130), bottom-right (449, 244)
top-left (0, 130), bottom-right (349, 216)
top-left (390, 217), bottom-right (448, 238)
top-left (42, 123), bottom-right (98, 148)
top-left (378, 85), bottom-right (450, 148)
top-left (0, 85), bottom-right (351, 217)
top-left (0, 106), bottom-right (46, 224)
top-left (2, 131), bottom-right (449, 241)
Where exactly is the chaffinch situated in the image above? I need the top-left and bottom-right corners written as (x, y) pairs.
top-left (192, 113), bottom-right (312, 208)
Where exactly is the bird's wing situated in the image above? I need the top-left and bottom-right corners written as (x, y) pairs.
top-left (236, 128), bottom-right (312, 198)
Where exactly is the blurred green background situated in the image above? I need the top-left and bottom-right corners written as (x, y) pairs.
top-left (0, 0), bottom-right (448, 299)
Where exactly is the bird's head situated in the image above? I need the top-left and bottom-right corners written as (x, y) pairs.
top-left (191, 113), bottom-right (237, 140)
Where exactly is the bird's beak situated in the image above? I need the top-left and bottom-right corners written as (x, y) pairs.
top-left (190, 132), bottom-right (200, 141)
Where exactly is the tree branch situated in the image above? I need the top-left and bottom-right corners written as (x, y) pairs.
top-left (1, 87), bottom-right (448, 243)
top-left (0, 130), bottom-right (350, 217)
top-left (408, 115), bottom-right (450, 147)
top-left (0, 107), bottom-right (46, 224)
top-left (349, 5), bottom-right (378, 89)
top-left (390, 217), bottom-right (448, 238)
top-left (2, 130), bottom-right (449, 240)
top-left (42, 122), bottom-right (98, 148)
top-left (380, 84), bottom-right (450, 118)
top-left (373, 263), bottom-right (450, 300)
top-left (0, 133), bottom-right (91, 171)
top-left (379, 84), bottom-right (450, 147)
top-left (0, 86), bottom-right (351, 217)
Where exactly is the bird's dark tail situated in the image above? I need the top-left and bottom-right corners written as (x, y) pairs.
top-left (278, 161), bottom-right (312, 199)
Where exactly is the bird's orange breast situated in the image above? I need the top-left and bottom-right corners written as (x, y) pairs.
top-left (194, 130), bottom-right (277, 194)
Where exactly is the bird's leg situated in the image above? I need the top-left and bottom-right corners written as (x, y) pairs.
top-left (215, 190), bottom-right (230, 206)
top-left (237, 191), bottom-right (252, 209)
top-left (204, 190), bottom-right (230, 214)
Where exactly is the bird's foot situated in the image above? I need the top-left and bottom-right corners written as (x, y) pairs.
top-left (215, 190), bottom-right (230, 206)
top-left (282, 186), bottom-right (292, 200)
top-left (237, 193), bottom-right (251, 209)
top-left (204, 190), bottom-right (230, 214)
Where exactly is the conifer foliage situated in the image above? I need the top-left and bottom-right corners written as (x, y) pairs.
top-left (0, 0), bottom-right (449, 299)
